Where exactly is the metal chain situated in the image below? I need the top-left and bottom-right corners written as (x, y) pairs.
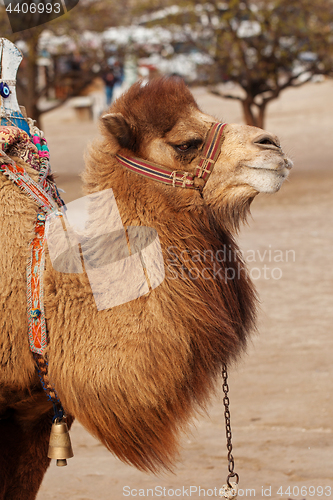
top-left (222, 363), bottom-right (239, 488)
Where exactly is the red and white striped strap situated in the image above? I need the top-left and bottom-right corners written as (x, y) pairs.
top-left (195, 122), bottom-right (227, 181)
top-left (115, 122), bottom-right (227, 190)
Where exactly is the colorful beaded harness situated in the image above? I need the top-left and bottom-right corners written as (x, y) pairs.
top-left (0, 125), bottom-right (64, 404)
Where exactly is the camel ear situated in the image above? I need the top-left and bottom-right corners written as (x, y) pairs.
top-left (101, 113), bottom-right (136, 150)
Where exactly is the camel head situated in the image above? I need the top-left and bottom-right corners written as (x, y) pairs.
top-left (99, 77), bottom-right (292, 230)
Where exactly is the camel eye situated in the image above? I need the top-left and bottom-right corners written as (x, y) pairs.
top-left (177, 144), bottom-right (191, 152)
top-left (171, 138), bottom-right (203, 154)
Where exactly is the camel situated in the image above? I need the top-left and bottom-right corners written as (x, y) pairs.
top-left (0, 77), bottom-right (292, 500)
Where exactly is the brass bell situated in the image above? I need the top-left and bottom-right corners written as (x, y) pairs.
top-left (48, 419), bottom-right (74, 467)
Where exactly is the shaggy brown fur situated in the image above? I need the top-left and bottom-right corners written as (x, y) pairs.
top-left (0, 77), bottom-right (291, 498)
top-left (45, 78), bottom-right (257, 473)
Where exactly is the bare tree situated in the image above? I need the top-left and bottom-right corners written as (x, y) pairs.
top-left (137, 0), bottom-right (333, 127)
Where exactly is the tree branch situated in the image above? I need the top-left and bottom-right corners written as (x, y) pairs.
top-left (208, 88), bottom-right (242, 101)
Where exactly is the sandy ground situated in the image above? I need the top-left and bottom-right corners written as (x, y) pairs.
top-left (36, 81), bottom-right (333, 500)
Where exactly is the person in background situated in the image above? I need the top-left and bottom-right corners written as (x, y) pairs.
top-left (102, 67), bottom-right (117, 107)
top-left (113, 60), bottom-right (124, 86)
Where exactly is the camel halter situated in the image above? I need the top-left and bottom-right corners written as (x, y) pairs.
top-left (116, 122), bottom-right (227, 191)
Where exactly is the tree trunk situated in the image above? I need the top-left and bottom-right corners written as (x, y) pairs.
top-left (241, 98), bottom-right (256, 126)
top-left (24, 33), bottom-right (42, 128)
top-left (257, 102), bottom-right (267, 129)
top-left (241, 98), bottom-right (267, 129)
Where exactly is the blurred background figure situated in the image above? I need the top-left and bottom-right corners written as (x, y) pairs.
top-left (108, 59), bottom-right (124, 103)
top-left (102, 66), bottom-right (117, 107)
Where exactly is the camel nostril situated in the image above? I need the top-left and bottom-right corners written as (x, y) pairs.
top-left (254, 136), bottom-right (281, 149)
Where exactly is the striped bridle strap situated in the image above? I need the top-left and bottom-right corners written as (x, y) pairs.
top-left (115, 122), bottom-right (227, 191)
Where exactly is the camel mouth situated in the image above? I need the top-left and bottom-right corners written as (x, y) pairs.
top-left (241, 154), bottom-right (293, 173)
top-left (243, 164), bottom-right (291, 175)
